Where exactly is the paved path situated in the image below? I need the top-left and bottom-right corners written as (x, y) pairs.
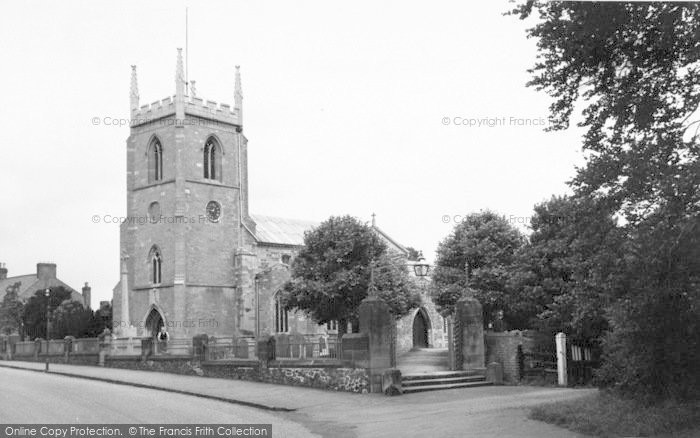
top-left (397, 347), bottom-right (450, 374)
top-left (0, 360), bottom-right (595, 437)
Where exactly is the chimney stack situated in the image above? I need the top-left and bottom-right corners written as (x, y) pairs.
top-left (37, 262), bottom-right (57, 281)
top-left (82, 282), bottom-right (92, 309)
top-left (0, 263), bottom-right (7, 280)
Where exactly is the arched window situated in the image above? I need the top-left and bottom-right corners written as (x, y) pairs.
top-left (148, 138), bottom-right (163, 183)
top-left (326, 320), bottom-right (338, 332)
top-left (149, 246), bottom-right (162, 285)
top-left (203, 137), bottom-right (222, 181)
top-left (274, 293), bottom-right (288, 333)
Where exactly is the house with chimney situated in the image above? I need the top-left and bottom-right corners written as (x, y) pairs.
top-left (0, 262), bottom-right (90, 309)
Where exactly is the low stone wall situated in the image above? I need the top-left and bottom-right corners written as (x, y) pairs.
top-left (484, 330), bottom-right (536, 383)
top-left (105, 355), bottom-right (370, 393)
top-left (10, 353), bottom-right (100, 366)
top-left (63, 353), bottom-right (100, 366)
top-left (4, 333), bottom-right (372, 394)
top-left (4, 353), bottom-right (369, 393)
top-left (105, 356), bottom-right (201, 376)
top-left (202, 362), bottom-right (369, 393)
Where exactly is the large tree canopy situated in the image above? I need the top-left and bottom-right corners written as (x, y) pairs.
top-left (22, 287), bottom-right (73, 340)
top-left (282, 215), bottom-right (420, 330)
top-left (511, 2), bottom-right (700, 400)
top-left (51, 300), bottom-right (111, 339)
top-left (508, 195), bottom-right (626, 340)
top-left (597, 213), bottom-right (700, 401)
top-left (512, 2), bottom-right (700, 222)
top-left (431, 211), bottom-right (525, 326)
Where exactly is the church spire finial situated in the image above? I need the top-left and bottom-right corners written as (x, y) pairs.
top-left (175, 48), bottom-right (185, 95)
top-left (130, 65), bottom-right (139, 115)
top-left (235, 65), bottom-right (243, 126)
top-left (175, 48), bottom-right (185, 121)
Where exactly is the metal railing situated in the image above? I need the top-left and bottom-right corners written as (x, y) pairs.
top-left (153, 338), bottom-right (192, 356)
top-left (275, 334), bottom-right (339, 360)
top-left (72, 338), bottom-right (100, 354)
top-left (206, 337), bottom-right (256, 361)
top-left (14, 341), bottom-right (35, 356)
top-left (46, 340), bottom-right (64, 355)
top-left (110, 337), bottom-right (143, 356)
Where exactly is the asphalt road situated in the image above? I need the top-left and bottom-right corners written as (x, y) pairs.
top-left (0, 367), bottom-right (318, 437)
top-left (0, 364), bottom-right (595, 438)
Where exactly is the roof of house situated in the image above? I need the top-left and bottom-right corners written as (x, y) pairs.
top-left (0, 275), bottom-right (37, 299)
top-left (250, 214), bottom-right (319, 246)
top-left (0, 275), bottom-right (83, 302)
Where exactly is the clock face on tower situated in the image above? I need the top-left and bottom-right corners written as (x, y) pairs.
top-left (206, 201), bottom-right (221, 222)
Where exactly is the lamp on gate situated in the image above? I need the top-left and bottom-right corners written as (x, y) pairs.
top-left (413, 253), bottom-right (430, 278)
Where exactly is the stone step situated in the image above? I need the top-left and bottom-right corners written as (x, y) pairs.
top-left (398, 360), bottom-right (448, 364)
top-left (400, 357), bottom-right (448, 362)
top-left (397, 349), bottom-right (451, 374)
top-left (402, 370), bottom-right (484, 381)
top-left (404, 348), bottom-right (448, 355)
top-left (401, 375), bottom-right (485, 387)
top-left (398, 351), bottom-right (448, 361)
top-left (402, 380), bottom-right (492, 394)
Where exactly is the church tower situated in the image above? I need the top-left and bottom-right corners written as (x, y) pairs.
top-left (113, 49), bottom-right (256, 338)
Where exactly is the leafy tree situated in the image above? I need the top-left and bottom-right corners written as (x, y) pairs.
top-left (597, 213), bottom-right (700, 401)
top-left (52, 300), bottom-right (115, 339)
top-left (510, 2), bottom-right (700, 223)
top-left (93, 301), bottom-right (113, 335)
top-left (51, 300), bottom-right (92, 339)
top-left (0, 282), bottom-right (24, 336)
top-left (508, 195), bottom-right (626, 340)
top-left (405, 246), bottom-right (421, 261)
top-left (511, 2), bottom-right (700, 400)
top-left (21, 287), bottom-right (73, 340)
top-left (431, 211), bottom-right (525, 326)
top-left (282, 215), bottom-right (420, 333)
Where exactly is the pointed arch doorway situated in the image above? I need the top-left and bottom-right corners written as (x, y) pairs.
top-left (412, 308), bottom-right (431, 348)
top-left (145, 307), bottom-right (165, 339)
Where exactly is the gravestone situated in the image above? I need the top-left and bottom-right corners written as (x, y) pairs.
top-left (275, 333), bottom-right (290, 358)
top-left (236, 337), bottom-right (252, 359)
top-left (192, 334), bottom-right (208, 361)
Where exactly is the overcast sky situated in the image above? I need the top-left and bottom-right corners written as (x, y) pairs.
top-left (0, 0), bottom-right (585, 306)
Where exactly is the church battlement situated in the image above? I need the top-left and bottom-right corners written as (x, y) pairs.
top-left (184, 96), bottom-right (241, 125)
top-left (130, 48), bottom-right (243, 129)
top-left (131, 94), bottom-right (241, 127)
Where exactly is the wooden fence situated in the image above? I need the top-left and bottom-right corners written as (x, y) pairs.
top-left (567, 342), bottom-right (600, 385)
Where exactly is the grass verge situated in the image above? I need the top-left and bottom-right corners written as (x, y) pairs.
top-left (529, 391), bottom-right (700, 437)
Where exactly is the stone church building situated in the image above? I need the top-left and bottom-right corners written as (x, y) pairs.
top-left (112, 49), bottom-right (445, 355)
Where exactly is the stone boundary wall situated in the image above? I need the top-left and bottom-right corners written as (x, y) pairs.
top-left (106, 356), bottom-right (200, 375)
top-left (10, 351), bottom-right (100, 366)
top-left (4, 331), bottom-right (374, 394)
top-left (4, 354), bottom-right (369, 394)
top-left (203, 363), bottom-right (369, 393)
top-left (484, 330), bottom-right (537, 383)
